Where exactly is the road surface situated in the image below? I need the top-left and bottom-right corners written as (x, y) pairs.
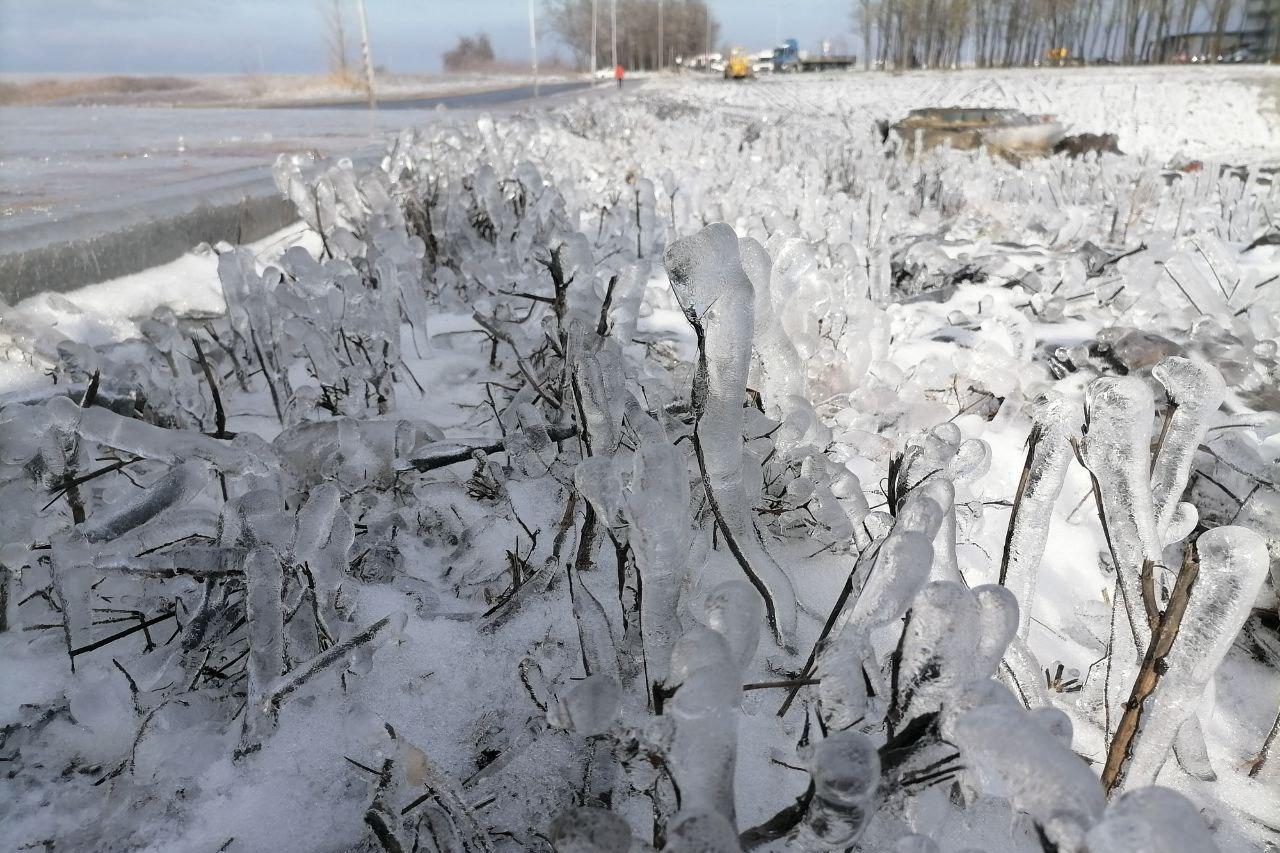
top-left (0, 78), bottom-right (612, 298)
top-left (311, 80), bottom-right (594, 111)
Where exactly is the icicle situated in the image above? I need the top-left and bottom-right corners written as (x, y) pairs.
top-left (800, 730), bottom-right (880, 849)
top-left (816, 632), bottom-right (871, 731)
top-left (668, 626), bottom-right (741, 824)
top-left (915, 478), bottom-right (961, 584)
top-left (739, 236), bottom-right (805, 410)
top-left (1000, 392), bottom-right (1076, 640)
top-left (953, 703), bottom-right (1104, 846)
top-left (892, 581), bottom-right (981, 728)
top-left (664, 223), bottom-right (755, 509)
top-left (972, 584), bottom-right (1019, 679)
top-left (1081, 375), bottom-right (1160, 661)
top-left (622, 435), bottom-right (693, 688)
top-left (80, 461), bottom-right (209, 545)
top-left (1149, 357), bottom-right (1225, 543)
top-left (606, 261), bottom-right (650, 343)
top-left (1087, 787), bottom-right (1220, 853)
top-left (845, 530), bottom-right (934, 632)
top-left (239, 546), bottom-right (284, 755)
top-left (664, 222), bottom-right (797, 646)
top-left (550, 673), bottom-right (622, 736)
top-left (46, 395), bottom-right (265, 477)
top-left (703, 581), bottom-right (763, 671)
top-left (49, 530), bottom-right (93, 666)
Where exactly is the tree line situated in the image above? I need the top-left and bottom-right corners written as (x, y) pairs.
top-left (546, 0), bottom-right (721, 70)
top-left (853, 0), bottom-right (1259, 69)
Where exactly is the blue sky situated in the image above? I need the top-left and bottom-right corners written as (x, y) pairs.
top-left (0, 0), bottom-right (855, 74)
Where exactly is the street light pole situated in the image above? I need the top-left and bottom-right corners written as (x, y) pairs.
top-left (356, 0), bottom-right (376, 109)
top-left (527, 0), bottom-right (539, 96)
top-left (705, 3), bottom-right (710, 59)
top-left (591, 0), bottom-right (598, 83)
top-left (611, 0), bottom-right (617, 72)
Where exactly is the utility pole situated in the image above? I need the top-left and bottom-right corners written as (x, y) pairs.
top-left (591, 0), bottom-right (598, 83)
top-left (528, 0), bottom-right (539, 96)
top-left (611, 0), bottom-right (618, 72)
top-left (658, 0), bottom-right (664, 70)
top-left (705, 3), bottom-right (711, 59)
top-left (356, 0), bottom-right (376, 109)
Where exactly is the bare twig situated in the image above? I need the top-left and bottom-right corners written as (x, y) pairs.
top-left (998, 424), bottom-right (1039, 586)
top-left (70, 610), bottom-right (175, 659)
top-left (408, 425), bottom-right (576, 473)
top-left (265, 614), bottom-right (398, 711)
top-left (691, 424), bottom-right (784, 647)
top-left (739, 782), bottom-right (814, 850)
top-left (778, 542), bottom-right (880, 717)
top-left (744, 678), bottom-right (818, 692)
top-left (1249, 702), bottom-right (1280, 779)
top-left (192, 337), bottom-right (233, 439)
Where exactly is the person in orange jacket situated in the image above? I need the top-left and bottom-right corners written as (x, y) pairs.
top-left (614, 63), bottom-right (624, 89)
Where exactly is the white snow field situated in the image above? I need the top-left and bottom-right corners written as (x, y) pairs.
top-left (1, 66), bottom-right (1280, 853)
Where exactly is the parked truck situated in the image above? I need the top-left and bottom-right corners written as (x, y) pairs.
top-left (772, 39), bottom-right (856, 72)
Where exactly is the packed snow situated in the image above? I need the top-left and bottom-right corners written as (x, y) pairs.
top-left (1, 66), bottom-right (1279, 853)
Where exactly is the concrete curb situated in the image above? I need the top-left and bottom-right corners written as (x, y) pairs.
top-left (0, 168), bottom-right (295, 303)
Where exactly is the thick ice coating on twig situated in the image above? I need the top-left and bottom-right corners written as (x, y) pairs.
top-left (1087, 787), bottom-right (1221, 853)
top-left (621, 433), bottom-right (693, 687)
top-left (1000, 392), bottom-right (1076, 640)
top-left (664, 223), bottom-right (756, 500)
top-left (953, 703), bottom-right (1105, 846)
top-left (739, 235), bottom-right (806, 410)
top-left (1149, 356), bottom-right (1225, 543)
top-left (668, 624), bottom-right (743, 825)
top-left (800, 730), bottom-right (880, 849)
top-left (664, 222), bottom-right (797, 646)
top-left (845, 530), bottom-right (934, 632)
top-left (892, 581), bottom-right (982, 728)
top-left (1124, 526), bottom-right (1270, 786)
top-left (1081, 375), bottom-right (1162, 663)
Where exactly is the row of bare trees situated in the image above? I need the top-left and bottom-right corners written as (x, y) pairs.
top-left (546, 0), bottom-right (720, 71)
top-left (854, 0), bottom-right (1255, 69)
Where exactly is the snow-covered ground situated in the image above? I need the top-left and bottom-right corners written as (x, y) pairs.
top-left (650, 64), bottom-right (1280, 164)
top-left (2, 67), bottom-right (1279, 853)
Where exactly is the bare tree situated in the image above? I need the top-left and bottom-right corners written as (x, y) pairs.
top-left (322, 0), bottom-right (352, 83)
top-left (855, 0), bottom-right (881, 68)
top-left (851, 0), bottom-right (1248, 69)
top-left (546, 0), bottom-right (718, 70)
top-left (443, 33), bottom-right (497, 72)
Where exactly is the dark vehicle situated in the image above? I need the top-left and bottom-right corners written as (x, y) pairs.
top-left (1226, 47), bottom-right (1264, 62)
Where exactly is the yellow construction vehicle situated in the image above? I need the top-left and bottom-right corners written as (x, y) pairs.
top-left (725, 47), bottom-right (753, 80)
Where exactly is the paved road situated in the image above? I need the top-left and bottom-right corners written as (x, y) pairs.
top-left (0, 78), bottom-right (612, 298)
